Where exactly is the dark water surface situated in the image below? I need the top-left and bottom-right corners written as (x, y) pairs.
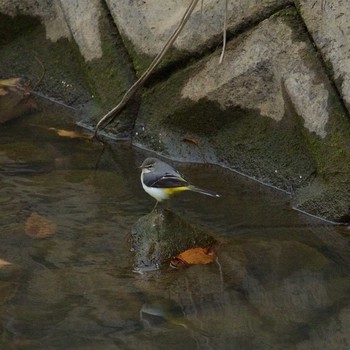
top-left (1, 107), bottom-right (350, 349)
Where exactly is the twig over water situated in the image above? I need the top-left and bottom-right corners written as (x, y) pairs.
top-left (94, 0), bottom-right (200, 138)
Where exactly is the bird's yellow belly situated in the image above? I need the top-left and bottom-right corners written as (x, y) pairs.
top-left (142, 185), bottom-right (188, 202)
top-left (163, 187), bottom-right (188, 196)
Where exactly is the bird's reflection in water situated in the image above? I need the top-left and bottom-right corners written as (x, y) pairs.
top-left (140, 298), bottom-right (213, 350)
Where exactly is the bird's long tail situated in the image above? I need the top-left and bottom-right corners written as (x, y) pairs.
top-left (188, 185), bottom-right (220, 198)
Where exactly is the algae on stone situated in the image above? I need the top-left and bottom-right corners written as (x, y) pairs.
top-left (132, 8), bottom-right (350, 222)
top-left (131, 209), bottom-right (216, 272)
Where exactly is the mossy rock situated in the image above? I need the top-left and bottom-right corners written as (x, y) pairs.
top-left (131, 209), bottom-right (216, 272)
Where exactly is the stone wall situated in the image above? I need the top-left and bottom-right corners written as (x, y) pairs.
top-left (0, 0), bottom-right (349, 222)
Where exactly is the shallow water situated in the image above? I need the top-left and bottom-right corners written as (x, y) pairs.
top-left (1, 106), bottom-right (350, 349)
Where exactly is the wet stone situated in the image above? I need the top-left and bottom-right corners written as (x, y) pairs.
top-left (131, 209), bottom-right (216, 272)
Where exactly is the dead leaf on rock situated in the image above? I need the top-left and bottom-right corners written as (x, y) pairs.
top-left (182, 137), bottom-right (199, 146)
top-left (170, 247), bottom-right (216, 269)
top-left (25, 212), bottom-right (56, 239)
top-left (0, 77), bottom-right (21, 89)
top-left (49, 127), bottom-right (92, 140)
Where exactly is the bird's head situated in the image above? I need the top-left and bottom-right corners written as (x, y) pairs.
top-left (139, 158), bottom-right (157, 173)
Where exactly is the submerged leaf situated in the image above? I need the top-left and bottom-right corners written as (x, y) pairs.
top-left (170, 247), bottom-right (216, 269)
top-left (49, 127), bottom-right (92, 139)
top-left (25, 212), bottom-right (56, 239)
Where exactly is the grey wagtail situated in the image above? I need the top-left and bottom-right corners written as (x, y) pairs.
top-left (140, 157), bottom-right (220, 205)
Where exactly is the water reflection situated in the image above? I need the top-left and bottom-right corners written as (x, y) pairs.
top-left (0, 108), bottom-right (350, 349)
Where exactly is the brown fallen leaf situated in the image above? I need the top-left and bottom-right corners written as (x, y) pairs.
top-left (0, 77), bottom-right (21, 88)
top-left (25, 212), bottom-right (56, 239)
top-left (170, 247), bottom-right (216, 269)
top-left (0, 78), bottom-right (20, 97)
top-left (182, 137), bottom-right (199, 146)
top-left (49, 127), bottom-right (92, 140)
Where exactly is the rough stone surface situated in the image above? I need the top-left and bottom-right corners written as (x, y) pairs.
top-left (0, 79), bottom-right (36, 123)
top-left (0, 0), bottom-right (103, 62)
top-left (0, 0), bottom-right (71, 42)
top-left (0, 13), bottom-right (92, 107)
top-left (133, 8), bottom-right (350, 222)
top-left (74, 1), bottom-right (138, 138)
top-left (1, 0), bottom-right (350, 221)
top-left (181, 10), bottom-right (330, 138)
top-left (106, 0), bottom-right (292, 73)
top-left (0, 0), bottom-right (137, 137)
top-left (59, 0), bottom-right (103, 61)
top-left (131, 209), bottom-right (216, 272)
top-left (296, 0), bottom-right (350, 114)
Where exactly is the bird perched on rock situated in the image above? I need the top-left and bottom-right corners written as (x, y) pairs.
top-left (139, 157), bottom-right (220, 207)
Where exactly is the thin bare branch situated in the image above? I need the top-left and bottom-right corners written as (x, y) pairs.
top-left (219, 0), bottom-right (228, 64)
top-left (94, 0), bottom-right (200, 137)
top-left (33, 55), bottom-right (46, 90)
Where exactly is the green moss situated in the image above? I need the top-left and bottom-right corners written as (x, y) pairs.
top-left (293, 0), bottom-right (302, 14)
top-left (82, 10), bottom-right (136, 108)
top-left (0, 14), bottom-right (39, 48)
top-left (212, 105), bottom-right (316, 190)
top-left (137, 71), bottom-right (316, 191)
top-left (303, 95), bottom-right (350, 177)
top-left (132, 209), bottom-right (216, 271)
top-left (294, 84), bottom-right (350, 221)
top-left (0, 8), bottom-right (138, 139)
top-left (133, 5), bottom-right (350, 221)
top-left (0, 16), bottom-right (92, 106)
top-left (118, 34), bottom-right (154, 76)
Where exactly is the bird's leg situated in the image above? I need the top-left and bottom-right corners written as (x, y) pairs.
top-left (152, 201), bottom-right (159, 211)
